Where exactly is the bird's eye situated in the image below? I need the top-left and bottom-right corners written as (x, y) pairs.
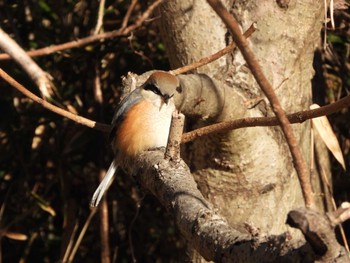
top-left (144, 83), bottom-right (162, 96)
top-left (176, 84), bottom-right (182, 93)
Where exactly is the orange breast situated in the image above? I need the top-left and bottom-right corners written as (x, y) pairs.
top-left (113, 100), bottom-right (172, 156)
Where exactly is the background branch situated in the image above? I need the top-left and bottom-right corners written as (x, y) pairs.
top-left (0, 28), bottom-right (55, 98)
top-left (93, 0), bottom-right (106, 35)
top-left (0, 0), bottom-right (163, 61)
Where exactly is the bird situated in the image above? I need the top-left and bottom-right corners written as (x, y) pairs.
top-left (90, 71), bottom-right (180, 207)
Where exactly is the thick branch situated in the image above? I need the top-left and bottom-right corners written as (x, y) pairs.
top-left (127, 150), bottom-right (311, 262)
top-left (287, 208), bottom-right (350, 262)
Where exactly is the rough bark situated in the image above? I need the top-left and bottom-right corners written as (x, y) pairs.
top-left (123, 149), bottom-right (313, 262)
top-left (155, 0), bottom-right (327, 261)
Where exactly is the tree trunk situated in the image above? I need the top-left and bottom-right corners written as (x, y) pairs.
top-left (157, 0), bottom-right (326, 261)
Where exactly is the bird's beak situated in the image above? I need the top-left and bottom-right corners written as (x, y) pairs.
top-left (159, 94), bottom-right (172, 110)
top-left (163, 95), bottom-right (170, 105)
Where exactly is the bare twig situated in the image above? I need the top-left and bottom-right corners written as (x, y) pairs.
top-left (171, 23), bottom-right (256, 75)
top-left (68, 210), bottom-right (97, 262)
top-left (61, 222), bottom-right (79, 263)
top-left (93, 65), bottom-right (111, 263)
top-left (93, 65), bottom-right (103, 104)
top-left (0, 0), bottom-right (163, 60)
top-left (19, 232), bottom-right (38, 263)
top-left (93, 0), bottom-right (106, 35)
top-left (128, 192), bottom-right (144, 263)
top-left (328, 202), bottom-right (350, 226)
top-left (99, 178), bottom-right (111, 263)
top-left (122, 0), bottom-right (138, 30)
top-left (0, 28), bottom-right (55, 98)
top-left (207, 0), bottom-right (314, 208)
top-left (165, 111), bottom-right (185, 162)
top-left (319, 165), bottom-right (350, 252)
top-left (0, 67), bottom-right (110, 133)
top-left (182, 94), bottom-right (350, 143)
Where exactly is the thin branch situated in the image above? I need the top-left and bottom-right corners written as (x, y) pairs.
top-left (0, 0), bottom-right (163, 60)
top-left (93, 0), bottom-right (106, 35)
top-left (0, 67), bottom-right (110, 133)
top-left (68, 210), bottom-right (97, 262)
top-left (319, 165), bottom-right (350, 252)
top-left (207, 0), bottom-right (314, 208)
top-left (121, 0), bottom-right (138, 30)
top-left (181, 94), bottom-right (350, 143)
top-left (93, 65), bottom-right (111, 263)
top-left (99, 176), bottom-right (111, 263)
top-left (2, 66), bottom-right (350, 147)
top-left (328, 202), bottom-right (350, 226)
top-left (0, 28), bottom-right (55, 98)
top-left (171, 23), bottom-right (256, 75)
top-left (165, 111), bottom-right (185, 162)
top-left (61, 222), bottom-right (79, 263)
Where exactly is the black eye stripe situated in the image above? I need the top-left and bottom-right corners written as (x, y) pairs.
top-left (144, 83), bottom-right (162, 96)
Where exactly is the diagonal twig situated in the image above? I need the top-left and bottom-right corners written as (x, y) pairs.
top-left (0, 67), bottom-right (110, 133)
top-left (0, 28), bottom-right (56, 99)
top-left (171, 23), bottom-right (256, 75)
top-left (207, 0), bottom-right (314, 207)
top-left (93, 0), bottom-right (106, 35)
top-left (121, 0), bottom-right (138, 30)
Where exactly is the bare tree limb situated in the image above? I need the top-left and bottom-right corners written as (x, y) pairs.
top-left (117, 149), bottom-right (318, 262)
top-left (0, 27), bottom-right (55, 99)
top-left (207, 0), bottom-right (314, 208)
top-left (287, 208), bottom-right (350, 262)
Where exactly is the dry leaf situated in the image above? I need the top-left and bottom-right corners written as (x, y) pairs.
top-left (310, 104), bottom-right (346, 170)
top-left (5, 232), bottom-right (28, 241)
top-left (30, 192), bottom-right (57, 217)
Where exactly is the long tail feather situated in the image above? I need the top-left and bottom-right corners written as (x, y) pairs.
top-left (90, 160), bottom-right (118, 207)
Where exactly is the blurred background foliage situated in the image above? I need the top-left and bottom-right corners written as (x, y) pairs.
top-left (313, 3), bottom-right (350, 249)
top-left (0, 1), bottom-right (184, 262)
top-left (0, 0), bottom-right (349, 262)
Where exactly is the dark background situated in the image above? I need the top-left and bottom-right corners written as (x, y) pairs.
top-left (0, 1), bottom-right (349, 262)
